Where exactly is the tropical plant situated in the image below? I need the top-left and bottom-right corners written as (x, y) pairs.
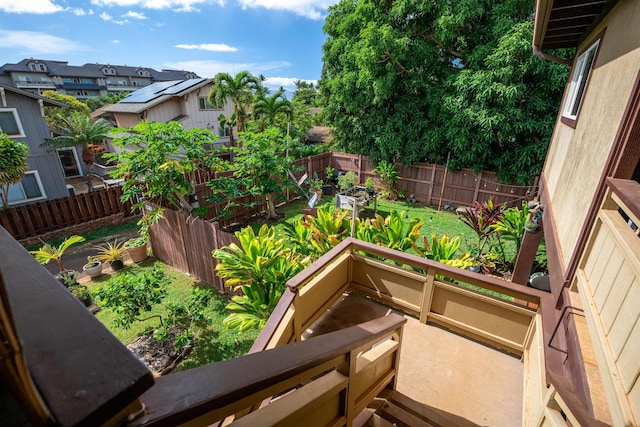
top-left (280, 220), bottom-right (317, 257)
top-left (30, 235), bottom-right (86, 274)
top-left (213, 225), bottom-right (311, 331)
top-left (324, 166), bottom-right (337, 183)
top-left (252, 88), bottom-right (293, 131)
top-left (93, 240), bottom-right (127, 264)
top-left (492, 202), bottom-right (529, 256)
top-left (42, 111), bottom-right (113, 192)
top-left (209, 71), bottom-right (259, 135)
top-left (308, 178), bottom-right (323, 192)
top-left (218, 112), bottom-right (237, 148)
top-left (108, 121), bottom-right (225, 214)
top-left (300, 204), bottom-right (351, 256)
top-left (374, 160), bottom-right (399, 199)
top-left (422, 233), bottom-right (474, 270)
top-left (94, 263), bottom-right (169, 329)
top-left (358, 210), bottom-right (423, 253)
top-left (0, 133), bottom-right (29, 208)
top-left (459, 199), bottom-right (505, 256)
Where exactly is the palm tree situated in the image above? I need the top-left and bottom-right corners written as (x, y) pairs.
top-left (252, 88), bottom-right (293, 131)
top-left (208, 71), bottom-right (259, 137)
top-left (44, 111), bottom-right (113, 192)
top-left (218, 112), bottom-right (237, 148)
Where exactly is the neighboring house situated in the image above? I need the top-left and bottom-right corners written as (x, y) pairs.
top-left (0, 84), bottom-right (71, 205)
top-left (0, 59), bottom-right (199, 100)
top-left (98, 78), bottom-right (234, 149)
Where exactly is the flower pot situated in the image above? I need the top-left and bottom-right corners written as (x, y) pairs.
top-left (111, 259), bottom-right (124, 270)
top-left (126, 242), bottom-right (149, 263)
top-left (54, 270), bottom-right (77, 288)
top-left (83, 261), bottom-right (103, 278)
top-left (322, 184), bottom-right (334, 196)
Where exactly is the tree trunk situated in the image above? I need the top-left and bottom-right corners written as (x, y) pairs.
top-left (266, 194), bottom-right (277, 219)
top-left (81, 147), bottom-right (96, 193)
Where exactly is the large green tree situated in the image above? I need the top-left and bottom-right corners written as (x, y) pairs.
top-left (43, 111), bottom-right (113, 192)
top-left (0, 133), bottom-right (29, 208)
top-left (208, 71), bottom-right (259, 136)
top-left (320, 0), bottom-right (570, 182)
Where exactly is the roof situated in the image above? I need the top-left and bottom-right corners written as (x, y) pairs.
top-left (533, 0), bottom-right (620, 50)
top-left (104, 78), bottom-right (212, 114)
top-left (305, 126), bottom-right (333, 143)
top-left (0, 83), bottom-right (68, 107)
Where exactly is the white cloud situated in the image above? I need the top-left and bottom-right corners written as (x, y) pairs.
top-left (265, 77), bottom-right (317, 96)
top-left (0, 0), bottom-right (63, 13)
top-left (71, 8), bottom-right (95, 15)
top-left (0, 29), bottom-right (86, 54)
top-left (123, 10), bottom-right (148, 19)
top-left (236, 0), bottom-right (335, 20)
top-left (175, 43), bottom-right (238, 52)
top-left (112, 39), bottom-right (121, 44)
top-left (90, 0), bottom-right (220, 12)
top-left (100, 11), bottom-right (127, 24)
top-left (163, 59), bottom-right (291, 79)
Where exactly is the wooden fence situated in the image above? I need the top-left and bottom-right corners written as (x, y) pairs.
top-left (328, 152), bottom-right (539, 208)
top-left (149, 207), bottom-right (240, 293)
top-left (0, 186), bottom-right (133, 241)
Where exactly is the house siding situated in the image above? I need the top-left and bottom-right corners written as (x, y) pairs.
top-left (543, 0), bottom-right (640, 268)
top-left (3, 89), bottom-right (69, 202)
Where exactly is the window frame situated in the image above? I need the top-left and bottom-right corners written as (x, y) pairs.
top-left (5, 170), bottom-right (47, 205)
top-left (199, 97), bottom-right (222, 110)
top-left (0, 108), bottom-right (26, 138)
top-left (561, 31), bottom-right (605, 128)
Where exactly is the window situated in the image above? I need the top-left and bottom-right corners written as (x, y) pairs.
top-left (81, 79), bottom-right (93, 84)
top-left (199, 97), bottom-right (222, 110)
top-left (562, 39), bottom-right (600, 123)
top-left (76, 91), bottom-right (89, 96)
top-left (62, 78), bottom-right (78, 83)
top-left (28, 63), bottom-right (37, 71)
top-left (0, 109), bottom-right (25, 137)
top-left (219, 127), bottom-right (230, 137)
top-left (6, 171), bottom-right (46, 205)
top-left (39, 64), bottom-right (46, 71)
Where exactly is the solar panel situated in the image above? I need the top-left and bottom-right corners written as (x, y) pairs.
top-left (163, 78), bottom-right (206, 94)
top-left (120, 80), bottom-right (181, 103)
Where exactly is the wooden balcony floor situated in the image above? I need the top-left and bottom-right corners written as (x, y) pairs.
top-left (304, 292), bottom-right (524, 427)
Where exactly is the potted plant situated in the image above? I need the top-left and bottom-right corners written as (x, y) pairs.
top-left (308, 178), bottom-right (323, 201)
top-left (322, 166), bottom-right (336, 195)
top-left (69, 283), bottom-right (92, 307)
top-left (83, 256), bottom-right (103, 278)
top-left (337, 171), bottom-right (358, 195)
top-left (365, 177), bottom-right (375, 196)
top-left (124, 236), bottom-right (149, 263)
top-left (94, 240), bottom-right (127, 270)
top-left (30, 235), bottom-right (85, 286)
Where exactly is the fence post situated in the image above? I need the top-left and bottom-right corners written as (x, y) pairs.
top-left (472, 171), bottom-right (482, 203)
top-left (427, 164), bottom-right (437, 205)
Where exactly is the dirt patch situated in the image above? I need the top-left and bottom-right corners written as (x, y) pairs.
top-left (127, 327), bottom-right (192, 376)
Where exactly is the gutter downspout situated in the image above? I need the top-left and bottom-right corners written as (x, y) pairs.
top-left (532, 44), bottom-right (572, 66)
top-left (532, 0), bottom-right (573, 66)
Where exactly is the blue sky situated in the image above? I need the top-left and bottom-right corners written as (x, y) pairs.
top-left (0, 0), bottom-right (338, 95)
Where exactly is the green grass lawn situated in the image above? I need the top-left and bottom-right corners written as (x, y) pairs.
top-left (85, 259), bottom-right (259, 369)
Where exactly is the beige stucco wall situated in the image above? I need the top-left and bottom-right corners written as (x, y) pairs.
top-left (543, 0), bottom-right (640, 268)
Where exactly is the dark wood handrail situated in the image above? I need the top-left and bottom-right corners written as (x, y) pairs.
top-left (607, 177), bottom-right (640, 221)
top-left (0, 227), bottom-right (154, 426)
top-left (129, 313), bottom-right (406, 427)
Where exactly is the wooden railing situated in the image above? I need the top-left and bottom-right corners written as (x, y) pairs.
top-left (128, 314), bottom-right (406, 426)
top-left (570, 178), bottom-right (640, 426)
top-left (253, 238), bottom-right (543, 357)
